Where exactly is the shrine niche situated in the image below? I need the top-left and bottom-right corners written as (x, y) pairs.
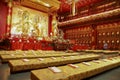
top-left (11, 5), bottom-right (48, 37)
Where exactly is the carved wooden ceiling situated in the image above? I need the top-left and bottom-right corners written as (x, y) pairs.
top-left (19, 0), bottom-right (60, 14)
top-left (58, 0), bottom-right (103, 15)
top-left (2, 0), bottom-right (104, 15)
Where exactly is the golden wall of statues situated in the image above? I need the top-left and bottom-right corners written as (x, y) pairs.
top-left (97, 22), bottom-right (120, 50)
top-left (64, 21), bottom-right (120, 50)
top-left (65, 26), bottom-right (92, 46)
top-left (11, 5), bottom-right (48, 37)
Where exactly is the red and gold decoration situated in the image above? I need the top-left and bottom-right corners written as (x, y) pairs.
top-left (58, 0), bottom-right (103, 14)
top-left (65, 26), bottom-right (92, 50)
top-left (64, 21), bottom-right (120, 50)
top-left (58, 8), bottom-right (120, 27)
top-left (0, 0), bottom-right (61, 50)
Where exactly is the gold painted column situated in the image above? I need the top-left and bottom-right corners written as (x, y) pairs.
top-left (72, 0), bottom-right (76, 16)
top-left (52, 14), bottom-right (58, 38)
top-left (7, 1), bottom-right (12, 37)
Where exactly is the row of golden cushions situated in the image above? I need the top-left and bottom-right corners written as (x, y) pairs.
top-left (9, 54), bottom-right (100, 72)
top-left (1, 50), bottom-right (119, 62)
top-left (84, 50), bottom-right (119, 54)
top-left (0, 50), bottom-right (119, 55)
top-left (1, 52), bottom-right (80, 62)
top-left (0, 50), bottom-right (66, 55)
top-left (31, 56), bottom-right (120, 80)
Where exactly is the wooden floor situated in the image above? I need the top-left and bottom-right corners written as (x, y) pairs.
top-left (0, 63), bottom-right (120, 80)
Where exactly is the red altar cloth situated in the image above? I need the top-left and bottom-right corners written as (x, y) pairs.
top-left (10, 37), bottom-right (53, 50)
top-left (71, 44), bottom-right (89, 51)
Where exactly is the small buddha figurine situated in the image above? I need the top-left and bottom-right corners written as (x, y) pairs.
top-left (103, 42), bottom-right (108, 50)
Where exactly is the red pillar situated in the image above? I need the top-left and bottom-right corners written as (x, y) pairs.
top-left (0, 2), bottom-right (8, 39)
top-left (91, 25), bottom-right (97, 49)
top-left (48, 15), bottom-right (53, 36)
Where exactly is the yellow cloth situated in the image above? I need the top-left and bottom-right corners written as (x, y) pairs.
top-left (1, 52), bottom-right (79, 62)
top-left (31, 56), bottom-right (120, 80)
top-left (9, 54), bottom-right (100, 72)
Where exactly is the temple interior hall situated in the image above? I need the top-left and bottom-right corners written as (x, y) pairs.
top-left (0, 0), bottom-right (120, 80)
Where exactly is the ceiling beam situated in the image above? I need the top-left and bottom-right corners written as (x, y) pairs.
top-left (20, 0), bottom-right (50, 13)
top-left (58, 8), bottom-right (120, 27)
top-left (11, 0), bottom-right (60, 14)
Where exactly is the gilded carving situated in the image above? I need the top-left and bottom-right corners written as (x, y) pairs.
top-left (11, 5), bottom-right (48, 37)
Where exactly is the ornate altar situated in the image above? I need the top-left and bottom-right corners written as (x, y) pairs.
top-left (52, 29), bottom-right (72, 51)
